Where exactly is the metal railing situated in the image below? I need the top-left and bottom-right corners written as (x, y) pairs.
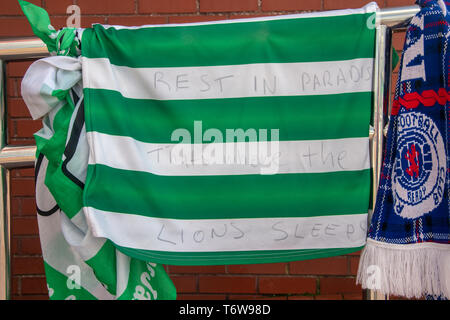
top-left (0, 5), bottom-right (420, 300)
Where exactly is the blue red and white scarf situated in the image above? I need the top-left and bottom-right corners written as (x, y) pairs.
top-left (357, 0), bottom-right (450, 299)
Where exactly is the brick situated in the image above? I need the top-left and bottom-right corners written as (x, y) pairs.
top-left (287, 295), bottom-right (314, 300)
top-left (7, 98), bottom-right (32, 118)
top-left (79, 16), bottom-right (108, 29)
top-left (7, 78), bottom-right (18, 98)
top-left (324, 0), bottom-right (385, 10)
top-left (20, 198), bottom-right (38, 216)
top-left (14, 168), bottom-right (35, 177)
top-left (10, 237), bottom-right (19, 255)
top-left (14, 118), bottom-right (42, 138)
top-left (200, 0), bottom-right (258, 13)
top-left (8, 138), bottom-right (35, 146)
top-left (228, 263), bottom-right (287, 275)
top-left (11, 198), bottom-right (21, 216)
top-left (0, 0), bottom-right (42, 15)
top-left (0, 18), bottom-right (34, 37)
top-left (386, 0), bottom-right (414, 6)
top-left (77, 0), bottom-right (135, 14)
top-left (11, 217), bottom-right (39, 236)
top-left (177, 293), bottom-right (227, 300)
top-left (168, 265), bottom-right (226, 274)
top-left (21, 277), bottom-right (47, 295)
top-left (108, 16), bottom-right (167, 26)
top-left (12, 256), bottom-right (45, 275)
top-left (392, 31), bottom-right (406, 52)
top-left (7, 61), bottom-right (34, 78)
top-left (258, 276), bottom-right (316, 294)
top-left (315, 294), bottom-right (343, 300)
top-left (19, 237), bottom-right (42, 255)
top-left (17, 168), bottom-right (35, 177)
top-left (319, 277), bottom-right (362, 294)
top-left (289, 257), bottom-right (347, 275)
top-left (171, 275), bottom-right (197, 293)
top-left (139, 0), bottom-right (197, 14)
top-left (345, 249), bottom-right (362, 256)
top-left (8, 118), bottom-right (16, 142)
top-left (393, 54), bottom-right (401, 72)
top-left (12, 294), bottom-right (49, 300)
top-left (348, 256), bottom-right (361, 275)
top-left (40, 16), bottom-right (68, 30)
top-left (11, 276), bottom-right (20, 295)
top-left (228, 13), bottom-right (278, 20)
top-left (229, 294), bottom-right (288, 300)
top-left (168, 15), bottom-right (226, 24)
top-left (262, 0), bottom-right (322, 12)
top-left (45, 0), bottom-right (76, 15)
top-left (11, 179), bottom-right (35, 197)
top-left (343, 293), bottom-right (363, 300)
top-left (199, 276), bottom-right (256, 293)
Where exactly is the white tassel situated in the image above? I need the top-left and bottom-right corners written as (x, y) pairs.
top-left (357, 239), bottom-right (450, 299)
top-left (441, 251), bottom-right (450, 298)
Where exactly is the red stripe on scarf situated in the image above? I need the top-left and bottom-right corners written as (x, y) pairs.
top-left (391, 88), bottom-right (450, 115)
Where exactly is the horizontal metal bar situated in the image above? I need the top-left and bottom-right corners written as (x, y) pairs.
top-left (0, 145), bottom-right (36, 168)
top-left (0, 38), bottom-right (49, 60)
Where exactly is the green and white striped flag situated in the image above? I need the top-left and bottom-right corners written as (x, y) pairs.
top-left (80, 3), bottom-right (377, 265)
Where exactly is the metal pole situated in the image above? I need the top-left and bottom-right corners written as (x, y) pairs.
top-left (0, 146), bottom-right (36, 168)
top-left (365, 24), bottom-right (392, 301)
top-left (0, 5), bottom-right (421, 300)
top-left (0, 38), bottom-right (48, 60)
top-left (0, 38), bottom-right (47, 300)
top-left (0, 59), bottom-right (9, 300)
top-left (0, 168), bottom-right (10, 301)
top-left (378, 5), bottom-right (420, 26)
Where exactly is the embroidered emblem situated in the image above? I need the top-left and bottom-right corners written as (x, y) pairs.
top-left (392, 111), bottom-right (446, 219)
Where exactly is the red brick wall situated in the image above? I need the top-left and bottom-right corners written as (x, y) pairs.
top-left (1, 0), bottom-right (412, 300)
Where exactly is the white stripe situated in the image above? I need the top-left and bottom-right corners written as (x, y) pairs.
top-left (60, 211), bottom-right (106, 261)
top-left (115, 250), bottom-right (131, 298)
top-left (82, 57), bottom-right (373, 100)
top-left (85, 207), bottom-right (367, 253)
top-left (99, 3), bottom-right (378, 30)
top-left (87, 131), bottom-right (370, 176)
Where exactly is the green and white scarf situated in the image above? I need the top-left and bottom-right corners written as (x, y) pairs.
top-left (20, 0), bottom-right (176, 300)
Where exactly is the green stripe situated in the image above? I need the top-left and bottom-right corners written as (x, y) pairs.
top-left (82, 13), bottom-right (375, 68)
top-left (84, 164), bottom-right (370, 220)
top-left (117, 259), bottom-right (177, 300)
top-left (85, 89), bottom-right (372, 143)
top-left (116, 244), bottom-right (364, 266)
top-left (84, 241), bottom-right (117, 296)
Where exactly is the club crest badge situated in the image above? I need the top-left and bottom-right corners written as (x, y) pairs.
top-left (392, 111), bottom-right (446, 219)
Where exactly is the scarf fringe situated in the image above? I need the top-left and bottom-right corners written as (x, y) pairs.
top-left (357, 239), bottom-right (450, 299)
